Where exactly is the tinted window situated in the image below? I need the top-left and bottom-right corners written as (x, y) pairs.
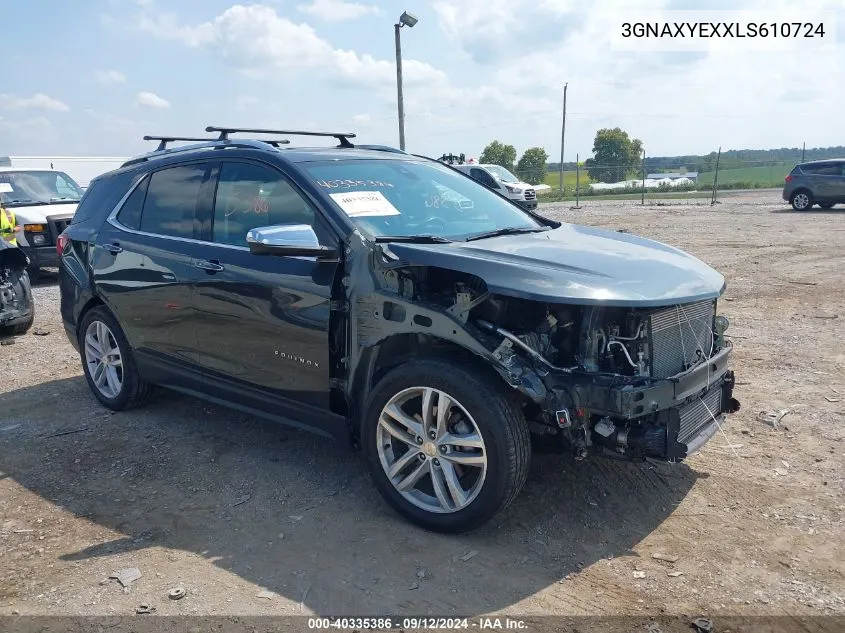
top-left (212, 162), bottom-right (315, 246)
top-left (70, 171), bottom-right (135, 226)
top-left (803, 164), bottom-right (841, 176)
top-left (140, 164), bottom-right (209, 238)
top-left (116, 176), bottom-right (149, 230)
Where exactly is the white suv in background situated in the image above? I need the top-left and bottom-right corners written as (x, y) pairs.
top-left (0, 168), bottom-right (84, 271)
top-left (453, 164), bottom-right (537, 210)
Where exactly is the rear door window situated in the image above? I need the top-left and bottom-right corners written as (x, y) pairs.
top-left (140, 163), bottom-right (210, 238)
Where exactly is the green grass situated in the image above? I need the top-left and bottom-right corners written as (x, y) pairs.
top-left (543, 170), bottom-right (592, 189)
top-left (697, 163), bottom-right (791, 186)
top-left (538, 190), bottom-right (716, 203)
top-left (540, 163), bottom-right (791, 190)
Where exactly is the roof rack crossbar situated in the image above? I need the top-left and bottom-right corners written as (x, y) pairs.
top-left (205, 126), bottom-right (356, 148)
top-left (142, 135), bottom-right (219, 151)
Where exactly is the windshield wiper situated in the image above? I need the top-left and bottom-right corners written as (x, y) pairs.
top-left (50, 197), bottom-right (80, 203)
top-left (3, 199), bottom-right (48, 206)
top-left (374, 234), bottom-right (453, 244)
top-left (464, 226), bottom-right (550, 242)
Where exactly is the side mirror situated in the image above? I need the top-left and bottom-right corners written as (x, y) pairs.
top-left (246, 224), bottom-right (337, 259)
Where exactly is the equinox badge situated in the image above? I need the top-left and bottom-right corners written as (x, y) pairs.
top-left (274, 350), bottom-right (320, 369)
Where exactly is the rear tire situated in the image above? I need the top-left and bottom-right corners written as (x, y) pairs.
top-left (78, 306), bottom-right (150, 411)
top-left (362, 358), bottom-right (531, 533)
top-left (790, 190), bottom-right (813, 210)
top-left (0, 268), bottom-right (34, 337)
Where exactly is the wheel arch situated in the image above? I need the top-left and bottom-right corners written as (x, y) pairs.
top-left (350, 332), bottom-right (527, 443)
top-left (0, 245), bottom-right (29, 271)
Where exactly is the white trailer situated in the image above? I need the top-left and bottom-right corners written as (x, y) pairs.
top-left (0, 156), bottom-right (129, 189)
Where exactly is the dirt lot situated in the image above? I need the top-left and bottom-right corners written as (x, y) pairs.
top-left (1, 190), bottom-right (844, 623)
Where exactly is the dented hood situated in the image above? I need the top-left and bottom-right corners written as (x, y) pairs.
top-left (386, 224), bottom-right (726, 307)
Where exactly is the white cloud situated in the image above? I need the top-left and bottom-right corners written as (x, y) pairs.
top-left (0, 93), bottom-right (69, 112)
top-left (138, 5), bottom-right (446, 89)
top-left (297, 0), bottom-right (379, 21)
top-left (351, 113), bottom-right (372, 125)
top-left (136, 91), bottom-right (170, 109)
top-left (433, 0), bottom-right (581, 63)
top-left (96, 70), bottom-right (127, 84)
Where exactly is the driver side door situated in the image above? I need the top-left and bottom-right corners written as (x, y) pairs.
top-left (191, 159), bottom-right (343, 435)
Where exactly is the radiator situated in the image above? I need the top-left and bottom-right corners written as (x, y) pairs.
top-left (648, 299), bottom-right (716, 378)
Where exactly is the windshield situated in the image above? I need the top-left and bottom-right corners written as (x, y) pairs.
top-left (303, 159), bottom-right (542, 240)
top-left (0, 170), bottom-right (84, 206)
top-left (484, 165), bottom-right (520, 183)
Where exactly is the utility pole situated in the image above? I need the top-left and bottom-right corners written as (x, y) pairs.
top-left (393, 12), bottom-right (419, 151)
top-left (559, 82), bottom-right (567, 194)
top-left (394, 24), bottom-right (406, 151)
top-left (801, 142), bottom-right (805, 162)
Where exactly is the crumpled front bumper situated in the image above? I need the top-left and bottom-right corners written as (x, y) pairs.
top-left (543, 344), bottom-right (739, 460)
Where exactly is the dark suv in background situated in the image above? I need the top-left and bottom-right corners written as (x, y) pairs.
top-left (58, 127), bottom-right (739, 533)
top-left (783, 159), bottom-right (845, 210)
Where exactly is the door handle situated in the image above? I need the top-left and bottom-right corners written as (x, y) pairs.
top-left (194, 259), bottom-right (225, 272)
top-left (101, 242), bottom-right (123, 254)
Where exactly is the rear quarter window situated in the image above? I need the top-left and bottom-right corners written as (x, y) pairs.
top-left (70, 170), bottom-right (136, 226)
top-left (115, 176), bottom-right (149, 231)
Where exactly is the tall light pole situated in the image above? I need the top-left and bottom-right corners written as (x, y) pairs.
top-left (394, 10), bottom-right (418, 151)
top-left (558, 82), bottom-right (567, 193)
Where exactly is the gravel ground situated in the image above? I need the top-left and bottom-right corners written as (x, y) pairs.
top-left (1, 190), bottom-right (844, 623)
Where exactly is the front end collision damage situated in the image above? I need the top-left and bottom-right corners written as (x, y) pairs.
top-left (340, 233), bottom-right (740, 462)
top-left (0, 243), bottom-right (34, 333)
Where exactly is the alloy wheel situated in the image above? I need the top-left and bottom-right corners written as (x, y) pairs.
top-left (793, 193), bottom-right (810, 210)
top-left (83, 320), bottom-right (124, 399)
top-left (376, 386), bottom-right (487, 514)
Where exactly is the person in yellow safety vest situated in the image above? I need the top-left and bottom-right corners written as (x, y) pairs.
top-left (0, 206), bottom-right (20, 246)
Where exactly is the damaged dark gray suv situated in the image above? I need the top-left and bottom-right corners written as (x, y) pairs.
top-left (58, 127), bottom-right (739, 533)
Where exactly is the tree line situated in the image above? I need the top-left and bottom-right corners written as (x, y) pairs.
top-left (470, 132), bottom-right (844, 185)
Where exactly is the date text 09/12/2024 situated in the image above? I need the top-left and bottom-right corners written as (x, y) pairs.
top-left (307, 617), bottom-right (528, 630)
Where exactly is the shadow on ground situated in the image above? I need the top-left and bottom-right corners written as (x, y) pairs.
top-left (770, 207), bottom-right (844, 215)
top-left (0, 377), bottom-right (702, 615)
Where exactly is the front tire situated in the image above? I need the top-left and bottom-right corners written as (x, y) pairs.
top-left (820, 202), bottom-right (835, 209)
top-left (78, 306), bottom-right (150, 411)
top-left (362, 359), bottom-right (531, 533)
top-left (791, 190), bottom-right (813, 210)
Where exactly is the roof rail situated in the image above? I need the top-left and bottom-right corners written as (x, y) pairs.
top-left (143, 136), bottom-right (219, 151)
top-left (356, 144), bottom-right (406, 154)
top-left (205, 126), bottom-right (356, 148)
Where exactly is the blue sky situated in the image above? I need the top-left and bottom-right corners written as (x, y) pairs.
top-left (2, 0), bottom-right (843, 161)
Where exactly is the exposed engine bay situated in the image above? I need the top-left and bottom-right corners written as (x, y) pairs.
top-left (378, 265), bottom-right (739, 462)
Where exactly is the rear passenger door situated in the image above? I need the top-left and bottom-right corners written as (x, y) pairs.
top-left (804, 163), bottom-right (841, 200)
top-left (191, 159), bottom-right (342, 433)
top-left (94, 162), bottom-right (214, 388)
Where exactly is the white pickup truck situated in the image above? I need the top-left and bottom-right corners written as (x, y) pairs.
top-left (0, 167), bottom-right (84, 271)
top-left (452, 163), bottom-right (538, 210)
